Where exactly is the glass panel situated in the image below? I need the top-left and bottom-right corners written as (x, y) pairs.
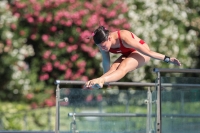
top-left (58, 85), bottom-right (156, 133)
top-left (161, 77), bottom-right (200, 133)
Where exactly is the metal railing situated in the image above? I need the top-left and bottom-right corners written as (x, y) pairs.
top-left (153, 68), bottom-right (200, 133)
top-left (55, 68), bottom-right (200, 133)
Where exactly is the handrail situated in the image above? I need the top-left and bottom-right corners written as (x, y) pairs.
top-left (68, 113), bottom-right (146, 117)
top-left (153, 68), bottom-right (200, 73)
top-left (68, 113), bottom-right (200, 118)
top-left (54, 80), bottom-right (200, 87)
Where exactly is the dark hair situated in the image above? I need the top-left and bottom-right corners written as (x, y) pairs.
top-left (93, 26), bottom-right (109, 44)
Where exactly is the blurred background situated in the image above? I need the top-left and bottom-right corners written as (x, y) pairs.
top-left (0, 0), bottom-right (200, 132)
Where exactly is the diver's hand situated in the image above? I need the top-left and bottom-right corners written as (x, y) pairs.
top-left (170, 57), bottom-right (181, 66)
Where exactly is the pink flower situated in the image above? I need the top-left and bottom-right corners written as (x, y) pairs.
top-left (86, 14), bottom-right (98, 27)
top-left (65, 20), bottom-right (72, 27)
top-left (20, 30), bottom-right (25, 36)
top-left (39, 73), bottom-right (49, 81)
top-left (50, 26), bottom-right (57, 32)
top-left (14, 13), bottom-right (20, 18)
top-left (89, 49), bottom-right (98, 57)
top-left (75, 20), bottom-right (82, 26)
top-left (81, 44), bottom-right (97, 57)
top-left (79, 10), bottom-right (88, 16)
top-left (45, 99), bottom-right (54, 107)
top-left (58, 42), bottom-right (66, 48)
top-left (84, 2), bottom-right (93, 10)
top-left (86, 94), bottom-right (93, 102)
top-left (71, 12), bottom-right (80, 20)
top-left (42, 34), bottom-right (49, 42)
top-left (123, 23), bottom-right (131, 29)
top-left (66, 45), bottom-right (78, 53)
top-left (30, 0), bottom-right (36, 3)
top-left (80, 30), bottom-right (91, 40)
top-left (96, 94), bottom-right (103, 101)
top-left (27, 17), bottom-right (34, 23)
top-left (69, 0), bottom-right (75, 3)
top-left (15, 2), bottom-right (26, 9)
top-left (33, 11), bottom-right (39, 17)
top-left (30, 34), bottom-right (37, 40)
top-left (31, 102), bottom-right (38, 109)
top-left (42, 62), bottom-right (53, 72)
top-left (44, 1), bottom-right (51, 8)
top-left (48, 41), bottom-right (56, 47)
top-left (58, 64), bottom-right (66, 71)
top-left (50, 54), bottom-right (57, 60)
top-left (113, 20), bottom-right (121, 25)
top-left (108, 10), bottom-right (116, 18)
top-left (6, 39), bottom-right (12, 46)
top-left (46, 14), bottom-right (52, 23)
top-left (38, 16), bottom-right (45, 23)
top-left (43, 50), bottom-right (51, 59)
top-left (76, 27), bottom-right (81, 32)
top-left (100, 8), bottom-right (107, 15)
top-left (81, 76), bottom-right (88, 81)
top-left (70, 54), bottom-right (79, 61)
top-left (65, 61), bottom-right (73, 68)
top-left (10, 24), bottom-right (17, 30)
top-left (77, 61), bottom-right (86, 68)
top-left (63, 11), bottom-right (70, 18)
top-left (64, 69), bottom-right (72, 79)
top-left (54, 61), bottom-right (60, 68)
top-left (78, 68), bottom-right (85, 74)
top-left (33, 3), bottom-right (41, 12)
top-left (26, 93), bottom-right (34, 100)
top-left (68, 37), bottom-right (74, 43)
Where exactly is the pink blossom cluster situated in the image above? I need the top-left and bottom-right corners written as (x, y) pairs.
top-left (25, 93), bottom-right (34, 100)
top-left (43, 50), bottom-right (57, 60)
top-left (66, 44), bottom-right (78, 53)
top-left (42, 62), bottom-right (53, 72)
top-left (39, 73), bottom-right (49, 81)
top-left (53, 61), bottom-right (67, 71)
top-left (81, 44), bottom-right (98, 57)
top-left (44, 99), bottom-right (54, 107)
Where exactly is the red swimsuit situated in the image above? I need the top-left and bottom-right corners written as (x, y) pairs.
top-left (109, 31), bottom-right (145, 57)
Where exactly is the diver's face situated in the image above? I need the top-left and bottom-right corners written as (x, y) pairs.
top-left (97, 38), bottom-right (111, 52)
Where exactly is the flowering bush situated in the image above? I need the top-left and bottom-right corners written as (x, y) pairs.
top-left (7, 0), bottom-right (130, 106)
top-left (126, 0), bottom-right (199, 81)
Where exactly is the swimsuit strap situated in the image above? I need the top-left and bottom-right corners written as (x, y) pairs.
top-left (117, 31), bottom-right (123, 47)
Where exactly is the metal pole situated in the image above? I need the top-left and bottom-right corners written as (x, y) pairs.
top-left (156, 72), bottom-right (161, 133)
top-left (146, 87), bottom-right (153, 133)
top-left (55, 84), bottom-right (60, 133)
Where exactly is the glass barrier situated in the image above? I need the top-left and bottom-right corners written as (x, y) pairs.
top-left (55, 68), bottom-right (200, 133)
top-left (161, 77), bottom-right (200, 133)
top-left (57, 85), bottom-right (156, 133)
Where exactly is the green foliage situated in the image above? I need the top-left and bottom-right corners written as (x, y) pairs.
top-left (0, 102), bottom-right (55, 130)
